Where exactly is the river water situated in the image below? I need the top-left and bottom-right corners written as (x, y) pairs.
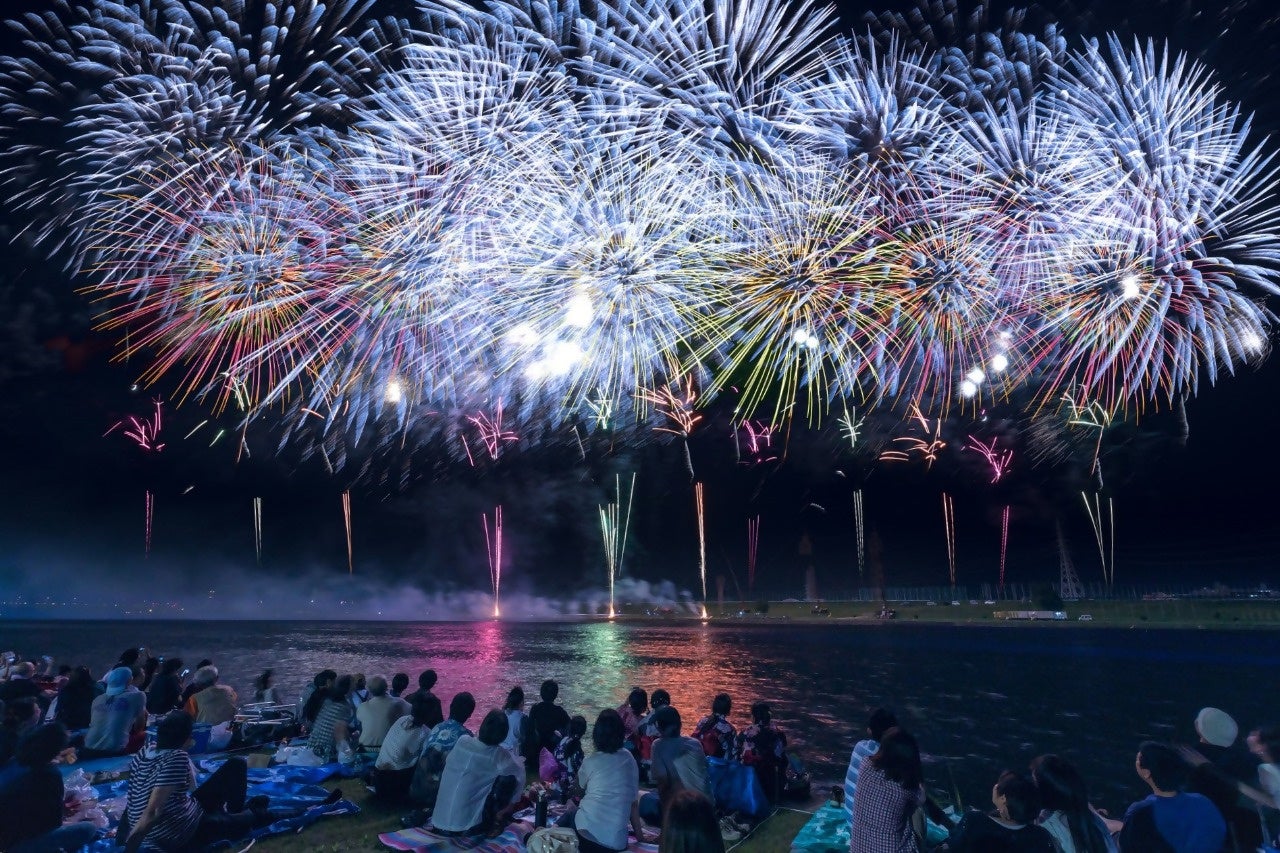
top-left (5, 619), bottom-right (1275, 812)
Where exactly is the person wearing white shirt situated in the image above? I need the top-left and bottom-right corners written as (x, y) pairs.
top-left (560, 709), bottom-right (647, 853)
top-left (372, 695), bottom-right (436, 802)
top-left (431, 710), bottom-right (523, 835)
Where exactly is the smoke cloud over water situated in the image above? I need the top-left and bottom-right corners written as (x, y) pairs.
top-left (0, 543), bottom-right (697, 620)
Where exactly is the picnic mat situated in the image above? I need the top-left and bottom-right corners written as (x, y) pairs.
top-left (69, 757), bottom-right (361, 852)
top-left (380, 821), bottom-right (660, 853)
top-left (790, 802), bottom-right (953, 853)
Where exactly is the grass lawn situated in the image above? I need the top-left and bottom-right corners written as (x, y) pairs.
top-left (254, 777), bottom-right (394, 852)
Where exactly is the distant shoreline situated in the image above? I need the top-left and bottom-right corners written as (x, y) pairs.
top-left (3, 597), bottom-right (1280, 629)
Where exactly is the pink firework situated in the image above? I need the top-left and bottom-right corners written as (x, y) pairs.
top-left (965, 435), bottom-right (1013, 483)
top-left (105, 398), bottom-right (165, 452)
top-left (738, 420), bottom-right (779, 465)
top-left (465, 401), bottom-right (519, 463)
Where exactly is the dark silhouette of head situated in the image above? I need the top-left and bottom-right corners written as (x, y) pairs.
top-left (449, 692), bottom-right (477, 724)
top-left (478, 709), bottom-right (510, 746)
top-left (593, 709), bottom-right (626, 754)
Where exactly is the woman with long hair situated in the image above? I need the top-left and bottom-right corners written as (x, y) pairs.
top-left (253, 669), bottom-right (279, 704)
top-left (307, 675), bottom-right (354, 762)
top-left (54, 665), bottom-right (98, 730)
top-left (500, 686), bottom-right (529, 762)
top-left (1031, 755), bottom-right (1115, 853)
top-left (850, 726), bottom-right (924, 852)
top-left (146, 658), bottom-right (184, 715)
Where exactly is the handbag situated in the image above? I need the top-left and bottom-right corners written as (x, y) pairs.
top-left (526, 826), bottom-right (579, 853)
top-left (708, 757), bottom-right (770, 817)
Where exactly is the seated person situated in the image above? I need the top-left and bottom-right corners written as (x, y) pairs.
top-left (373, 694), bottom-right (438, 802)
top-left (296, 669), bottom-right (337, 725)
top-left (553, 715), bottom-right (588, 794)
top-left (356, 675), bottom-right (408, 750)
top-left (146, 659), bottom-right (184, 716)
top-left (735, 702), bottom-right (788, 802)
top-left (306, 675), bottom-right (355, 763)
top-left (0, 723), bottom-right (99, 853)
top-left (1181, 707), bottom-right (1263, 852)
top-left (0, 697), bottom-right (41, 765)
top-left (844, 707), bottom-right (898, 827)
top-left (55, 666), bottom-right (100, 730)
top-left (558, 709), bottom-right (647, 853)
top-left (431, 710), bottom-right (524, 836)
top-left (660, 790), bottom-right (725, 853)
top-left (121, 711), bottom-right (339, 852)
top-left (184, 666), bottom-right (238, 726)
top-left (617, 688), bottom-right (648, 752)
top-left (640, 706), bottom-right (713, 827)
top-left (944, 770), bottom-right (1056, 852)
top-left (636, 689), bottom-right (672, 783)
top-left (408, 692), bottom-right (476, 811)
top-left (1119, 741), bottom-right (1226, 853)
top-left (692, 693), bottom-right (736, 759)
top-left (528, 679), bottom-right (571, 769)
top-left (83, 667), bottom-right (146, 757)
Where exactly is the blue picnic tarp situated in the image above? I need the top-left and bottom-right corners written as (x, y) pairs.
top-left (71, 756), bottom-right (361, 852)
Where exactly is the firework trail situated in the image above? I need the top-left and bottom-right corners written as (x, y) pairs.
top-left (599, 473), bottom-right (637, 619)
top-left (483, 505), bottom-right (503, 618)
top-left (965, 435), bottom-right (1013, 484)
top-left (695, 481), bottom-right (708, 619)
top-left (998, 504), bottom-right (1011, 592)
top-left (1063, 388), bottom-right (1115, 488)
top-left (105, 398), bottom-right (166, 452)
top-left (465, 402), bottom-right (520, 462)
top-left (637, 378), bottom-right (703, 481)
top-left (838, 403), bottom-right (865, 450)
top-left (747, 515), bottom-right (761, 594)
top-left (144, 490), bottom-right (155, 556)
top-left (1081, 491), bottom-right (1116, 586)
top-left (852, 490), bottom-right (866, 577)
top-left (880, 405), bottom-right (946, 468)
top-left (341, 490), bottom-right (353, 574)
top-left (941, 491), bottom-right (956, 588)
top-left (965, 435), bottom-right (1014, 588)
top-left (252, 496), bottom-right (263, 565)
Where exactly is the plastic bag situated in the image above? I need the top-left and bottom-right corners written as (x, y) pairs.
top-left (208, 721), bottom-right (233, 751)
top-left (707, 757), bottom-right (769, 817)
top-left (527, 827), bottom-right (579, 853)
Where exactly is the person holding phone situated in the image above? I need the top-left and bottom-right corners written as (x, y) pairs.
top-left (147, 658), bottom-right (186, 715)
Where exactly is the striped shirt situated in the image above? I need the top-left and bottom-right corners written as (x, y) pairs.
top-left (844, 738), bottom-right (879, 826)
top-left (125, 748), bottom-right (202, 851)
top-left (309, 699), bottom-right (352, 761)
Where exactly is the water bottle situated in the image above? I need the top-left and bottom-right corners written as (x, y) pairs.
top-left (535, 789), bottom-right (548, 828)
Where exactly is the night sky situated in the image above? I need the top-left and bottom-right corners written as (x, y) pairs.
top-left (1, 0), bottom-right (1278, 613)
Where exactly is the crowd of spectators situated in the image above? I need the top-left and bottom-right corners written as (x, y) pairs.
top-left (2, 646), bottom-right (1278, 853)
